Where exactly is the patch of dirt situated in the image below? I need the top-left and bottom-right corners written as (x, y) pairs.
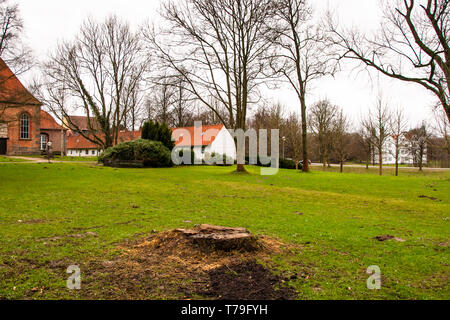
top-left (81, 230), bottom-right (301, 300)
top-left (37, 232), bottom-right (98, 242)
top-left (374, 235), bottom-right (406, 242)
top-left (200, 260), bottom-right (296, 300)
top-left (418, 195), bottom-right (441, 201)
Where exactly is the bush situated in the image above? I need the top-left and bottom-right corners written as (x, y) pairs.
top-left (279, 158), bottom-right (296, 169)
top-left (142, 120), bottom-right (175, 150)
top-left (99, 139), bottom-right (173, 168)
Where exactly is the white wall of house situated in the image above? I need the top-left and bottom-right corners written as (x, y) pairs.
top-left (67, 149), bottom-right (100, 157)
top-left (208, 127), bottom-right (237, 159)
top-left (175, 127), bottom-right (237, 162)
top-left (374, 137), bottom-right (427, 165)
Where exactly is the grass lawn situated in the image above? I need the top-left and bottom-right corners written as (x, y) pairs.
top-left (0, 163), bottom-right (448, 300)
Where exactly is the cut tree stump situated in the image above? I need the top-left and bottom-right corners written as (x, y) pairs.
top-left (175, 224), bottom-right (259, 251)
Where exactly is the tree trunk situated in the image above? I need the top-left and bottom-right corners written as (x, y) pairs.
top-left (378, 148), bottom-right (383, 176)
top-left (340, 161), bottom-right (343, 173)
top-left (300, 94), bottom-right (309, 172)
top-left (419, 150), bottom-right (423, 171)
top-left (236, 163), bottom-right (247, 173)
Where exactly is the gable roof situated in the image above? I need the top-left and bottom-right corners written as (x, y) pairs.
top-left (66, 130), bottom-right (142, 150)
top-left (118, 130), bottom-right (141, 143)
top-left (40, 110), bottom-right (65, 130)
top-left (63, 115), bottom-right (101, 132)
top-left (0, 57), bottom-right (41, 106)
top-left (172, 124), bottom-right (224, 147)
top-left (66, 134), bottom-right (99, 150)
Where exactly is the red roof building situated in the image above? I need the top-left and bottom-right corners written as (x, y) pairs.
top-left (0, 58), bottom-right (66, 155)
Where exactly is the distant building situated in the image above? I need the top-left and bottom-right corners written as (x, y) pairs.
top-left (172, 124), bottom-right (236, 161)
top-left (66, 130), bottom-right (141, 157)
top-left (374, 135), bottom-right (427, 165)
top-left (0, 58), bottom-right (66, 155)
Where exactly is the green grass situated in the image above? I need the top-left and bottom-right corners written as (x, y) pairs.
top-left (0, 163), bottom-right (448, 300)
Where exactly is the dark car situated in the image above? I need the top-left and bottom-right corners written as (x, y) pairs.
top-left (298, 160), bottom-right (312, 169)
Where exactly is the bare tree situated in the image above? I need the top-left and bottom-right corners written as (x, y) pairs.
top-left (390, 108), bottom-right (409, 176)
top-left (146, 76), bottom-right (177, 125)
top-left (0, 0), bottom-right (32, 75)
top-left (357, 125), bottom-right (374, 170)
top-left (309, 99), bottom-right (337, 168)
top-left (329, 0), bottom-right (450, 122)
top-left (0, 0), bottom-right (33, 121)
top-left (145, 0), bottom-right (280, 172)
top-left (332, 109), bottom-right (351, 173)
top-left (284, 112), bottom-right (303, 169)
top-left (362, 96), bottom-right (392, 176)
top-left (432, 107), bottom-right (450, 154)
top-left (172, 77), bottom-right (195, 128)
top-left (273, 0), bottom-right (331, 172)
top-left (406, 122), bottom-right (430, 170)
top-left (39, 16), bottom-right (149, 150)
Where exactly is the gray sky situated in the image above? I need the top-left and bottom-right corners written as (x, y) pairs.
top-left (17, 0), bottom-right (437, 128)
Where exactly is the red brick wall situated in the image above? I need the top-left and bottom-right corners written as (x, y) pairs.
top-left (1, 104), bottom-right (41, 155)
top-left (42, 129), bottom-right (66, 154)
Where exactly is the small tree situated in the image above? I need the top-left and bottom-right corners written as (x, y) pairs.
top-left (309, 99), bottom-right (337, 168)
top-left (362, 95), bottom-right (391, 176)
top-left (142, 120), bottom-right (175, 150)
top-left (390, 108), bottom-right (408, 176)
top-left (406, 122), bottom-right (430, 171)
top-left (284, 112), bottom-right (303, 170)
top-left (357, 126), bottom-right (374, 170)
top-left (332, 109), bottom-right (351, 173)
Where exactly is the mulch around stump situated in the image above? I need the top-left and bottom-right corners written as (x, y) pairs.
top-left (81, 228), bottom-right (301, 300)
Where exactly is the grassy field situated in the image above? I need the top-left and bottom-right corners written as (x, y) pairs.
top-left (0, 163), bottom-right (448, 300)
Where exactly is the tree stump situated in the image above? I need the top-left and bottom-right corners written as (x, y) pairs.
top-left (175, 224), bottom-right (259, 251)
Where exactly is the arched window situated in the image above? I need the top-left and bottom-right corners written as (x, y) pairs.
top-left (20, 113), bottom-right (30, 139)
top-left (40, 133), bottom-right (49, 151)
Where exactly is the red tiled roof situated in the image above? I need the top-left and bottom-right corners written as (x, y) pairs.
top-left (0, 57), bottom-right (41, 105)
top-left (66, 134), bottom-right (99, 150)
top-left (40, 110), bottom-right (64, 130)
top-left (63, 115), bottom-right (100, 132)
top-left (118, 130), bottom-right (141, 143)
top-left (66, 130), bottom-right (141, 150)
top-left (172, 124), bottom-right (224, 147)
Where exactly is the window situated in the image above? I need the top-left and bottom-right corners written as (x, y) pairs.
top-left (40, 134), bottom-right (49, 151)
top-left (92, 150), bottom-right (95, 155)
top-left (20, 114), bottom-right (30, 139)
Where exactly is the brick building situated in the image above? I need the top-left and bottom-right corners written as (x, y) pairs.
top-left (0, 58), bottom-right (66, 155)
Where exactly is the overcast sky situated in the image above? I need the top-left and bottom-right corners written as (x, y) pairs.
top-left (17, 0), bottom-right (438, 128)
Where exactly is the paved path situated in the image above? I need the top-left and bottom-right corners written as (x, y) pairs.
top-left (310, 163), bottom-right (450, 171)
top-left (0, 156), bottom-right (97, 164)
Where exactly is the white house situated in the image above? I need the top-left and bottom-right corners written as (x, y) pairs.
top-left (172, 124), bottom-right (236, 162)
top-left (374, 136), bottom-right (427, 165)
